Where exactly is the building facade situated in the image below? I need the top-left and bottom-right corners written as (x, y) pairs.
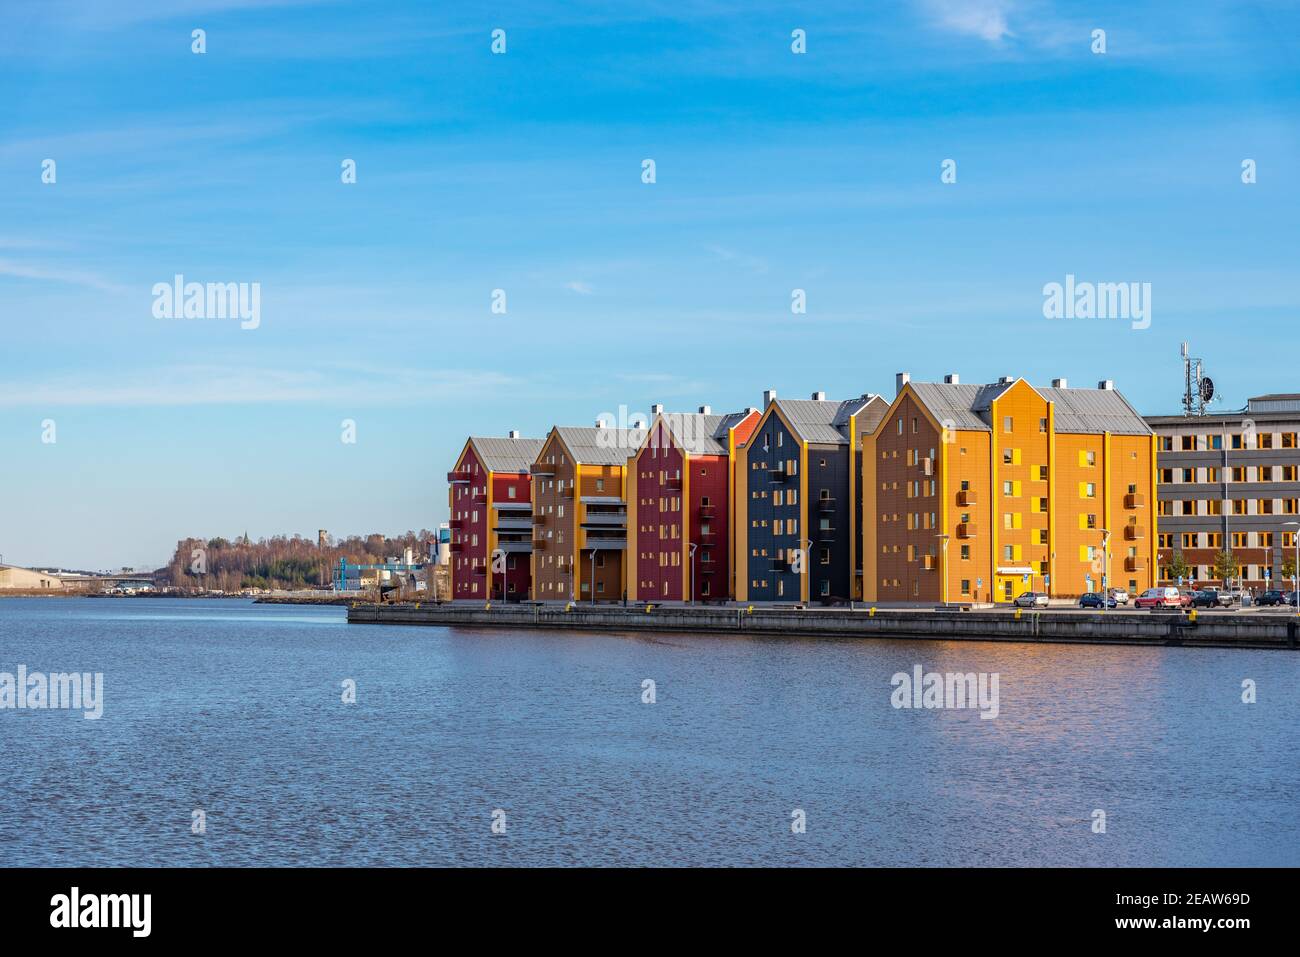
top-left (530, 424), bottom-right (632, 602)
top-left (626, 405), bottom-right (760, 602)
top-left (734, 390), bottom-right (888, 603)
top-left (863, 374), bottom-right (1157, 604)
top-left (447, 433), bottom-right (546, 601)
top-left (1147, 394), bottom-right (1300, 589)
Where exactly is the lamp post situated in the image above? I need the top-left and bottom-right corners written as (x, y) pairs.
top-left (688, 542), bottom-right (698, 605)
top-left (590, 548), bottom-right (597, 605)
top-left (936, 533), bottom-right (950, 607)
top-left (1286, 522), bottom-right (1300, 612)
top-left (801, 538), bottom-right (812, 602)
top-left (1099, 528), bottom-right (1111, 612)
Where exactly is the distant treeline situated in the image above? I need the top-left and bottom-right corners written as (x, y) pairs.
top-left (164, 531), bottom-right (436, 592)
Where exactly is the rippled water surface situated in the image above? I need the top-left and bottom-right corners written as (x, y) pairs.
top-left (1, 597), bottom-right (1297, 866)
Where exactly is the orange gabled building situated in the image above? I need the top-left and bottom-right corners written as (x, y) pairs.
top-left (626, 405), bottom-right (760, 602)
top-left (862, 374), bottom-right (1157, 604)
top-left (447, 432), bottom-right (546, 601)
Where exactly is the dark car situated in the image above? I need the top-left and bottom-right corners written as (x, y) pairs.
top-left (1190, 590), bottom-right (1223, 608)
top-left (1256, 590), bottom-right (1288, 607)
top-left (1079, 592), bottom-right (1117, 609)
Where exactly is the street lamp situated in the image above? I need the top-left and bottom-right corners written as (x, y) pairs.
top-left (590, 548), bottom-right (597, 605)
top-left (936, 533), bottom-right (950, 607)
top-left (688, 542), bottom-right (698, 605)
top-left (1285, 522), bottom-right (1300, 612)
top-left (1098, 528), bottom-right (1111, 612)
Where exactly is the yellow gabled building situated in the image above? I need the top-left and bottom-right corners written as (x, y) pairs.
top-left (862, 374), bottom-right (1157, 604)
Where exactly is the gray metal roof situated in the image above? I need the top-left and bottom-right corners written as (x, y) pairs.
top-left (776, 395), bottom-right (884, 444)
top-left (657, 410), bottom-right (755, 454)
top-left (469, 436), bottom-right (547, 473)
top-left (905, 380), bottom-right (1150, 435)
top-left (554, 426), bottom-right (637, 466)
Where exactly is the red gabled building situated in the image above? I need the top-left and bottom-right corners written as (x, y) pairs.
top-left (448, 432), bottom-right (546, 601)
top-left (627, 405), bottom-right (760, 602)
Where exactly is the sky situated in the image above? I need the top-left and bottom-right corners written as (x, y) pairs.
top-left (1, 0), bottom-right (1298, 571)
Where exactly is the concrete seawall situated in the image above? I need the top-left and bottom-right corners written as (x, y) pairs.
top-left (347, 603), bottom-right (1300, 650)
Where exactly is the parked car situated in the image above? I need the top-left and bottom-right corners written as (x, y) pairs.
top-left (1256, 590), bottom-right (1288, 606)
top-left (1190, 590), bottom-right (1225, 608)
top-left (1079, 592), bottom-right (1117, 609)
top-left (1176, 589), bottom-right (1195, 607)
top-left (1284, 591), bottom-right (1300, 608)
top-left (1107, 587), bottom-right (1130, 605)
top-left (1134, 586), bottom-right (1182, 609)
top-left (1198, 587), bottom-right (1235, 607)
top-left (1014, 592), bottom-right (1050, 608)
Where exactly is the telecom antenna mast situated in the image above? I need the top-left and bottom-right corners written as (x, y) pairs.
top-left (1180, 341), bottom-right (1214, 417)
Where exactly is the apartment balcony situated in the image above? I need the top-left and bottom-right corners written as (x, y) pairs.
top-left (767, 466), bottom-right (790, 483)
top-left (1125, 492), bottom-right (1146, 509)
top-left (817, 497), bottom-right (836, 513)
top-left (957, 489), bottom-right (976, 507)
top-left (816, 526), bottom-right (836, 541)
top-left (494, 517), bottom-right (533, 532)
top-left (582, 534), bottom-right (627, 550)
top-left (531, 513), bottom-right (547, 527)
top-left (471, 566), bottom-right (486, 577)
top-left (448, 542), bottom-right (464, 553)
top-left (1124, 524), bottom-right (1146, 541)
top-left (957, 522), bottom-right (977, 538)
top-left (698, 503), bottom-right (716, 519)
top-left (448, 518), bottom-right (467, 531)
top-left (493, 501), bottom-right (531, 512)
top-left (530, 463), bottom-right (555, 476)
top-left (581, 513), bottom-right (626, 528)
top-left (447, 469), bottom-right (472, 484)
top-left (698, 526), bottom-right (716, 538)
top-left (769, 557), bottom-right (790, 573)
top-left (531, 536), bottom-right (547, 551)
top-left (496, 541), bottom-right (533, 554)
top-left (923, 555), bottom-right (936, 570)
top-left (664, 476), bottom-right (683, 491)
top-left (1125, 556), bottom-right (1147, 572)
top-left (561, 486), bottom-right (574, 499)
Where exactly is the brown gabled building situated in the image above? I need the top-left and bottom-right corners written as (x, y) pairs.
top-left (530, 422), bottom-right (634, 602)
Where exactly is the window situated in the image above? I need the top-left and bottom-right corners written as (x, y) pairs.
top-left (507, 486), bottom-right (517, 499)
top-left (1181, 435), bottom-right (1195, 451)
top-left (1158, 436), bottom-right (1173, 451)
top-left (1080, 482), bottom-right (1097, 498)
top-left (1039, 418), bottom-right (1048, 433)
top-left (961, 579), bottom-right (971, 595)
top-left (1159, 468), bottom-right (1174, 483)
top-left (1285, 433), bottom-right (1297, 449)
top-left (595, 478), bottom-right (604, 491)
top-left (1002, 416), bottom-right (1013, 433)
top-left (960, 545), bottom-right (970, 560)
top-left (1038, 465), bottom-right (1048, 481)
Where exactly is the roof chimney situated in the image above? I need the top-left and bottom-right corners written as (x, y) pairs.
top-left (998, 376), bottom-right (1014, 385)
top-left (698, 405), bottom-right (711, 415)
top-left (943, 373), bottom-right (959, 384)
top-left (1051, 378), bottom-right (1068, 389)
top-left (811, 391), bottom-right (826, 401)
top-left (508, 429), bottom-right (521, 439)
top-left (650, 403), bottom-right (664, 414)
top-left (595, 416), bottom-right (608, 428)
top-left (1098, 379), bottom-right (1115, 391)
top-left (763, 389), bottom-right (777, 406)
top-left (895, 372), bottom-right (911, 395)
top-left (745, 407), bottom-right (759, 415)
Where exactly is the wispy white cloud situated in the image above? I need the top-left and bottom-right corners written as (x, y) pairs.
top-left (0, 257), bottom-right (127, 293)
top-left (564, 280), bottom-right (595, 295)
top-left (0, 364), bottom-right (519, 408)
top-left (921, 0), bottom-right (1015, 43)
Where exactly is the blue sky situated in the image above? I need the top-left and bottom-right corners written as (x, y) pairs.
top-left (2, 0), bottom-right (1298, 570)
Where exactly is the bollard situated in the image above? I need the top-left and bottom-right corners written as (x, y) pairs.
top-left (1015, 607), bottom-right (1022, 620)
top-left (485, 602), bottom-right (491, 611)
top-left (869, 607), bottom-right (877, 618)
top-left (645, 604), bottom-right (653, 614)
top-left (1188, 609), bottom-right (1197, 623)
top-left (565, 602), bottom-right (573, 612)
top-left (746, 605), bottom-right (753, 615)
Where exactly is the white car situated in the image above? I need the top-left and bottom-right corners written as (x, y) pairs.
top-left (1013, 592), bottom-right (1050, 608)
top-left (1107, 587), bottom-right (1130, 605)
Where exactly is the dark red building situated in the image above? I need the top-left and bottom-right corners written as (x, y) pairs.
top-left (627, 406), bottom-right (760, 602)
top-left (448, 433), bottom-right (546, 601)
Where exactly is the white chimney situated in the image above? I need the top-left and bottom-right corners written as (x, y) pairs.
top-left (508, 429), bottom-right (521, 439)
top-left (811, 391), bottom-right (826, 401)
top-left (943, 374), bottom-right (959, 384)
top-left (1051, 378), bottom-right (1068, 389)
top-left (763, 389), bottom-right (777, 405)
top-left (650, 403), bottom-right (664, 414)
top-left (998, 376), bottom-right (1014, 385)
top-left (595, 417), bottom-right (608, 428)
top-left (895, 372), bottom-right (911, 394)
top-left (698, 405), bottom-right (711, 414)
top-left (1098, 379), bottom-right (1115, 390)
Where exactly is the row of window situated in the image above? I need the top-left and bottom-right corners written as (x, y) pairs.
top-left (1159, 465), bottom-right (1300, 483)
top-left (1158, 432), bottom-right (1299, 451)
top-left (1158, 498), bottom-right (1300, 516)
top-left (1158, 531), bottom-right (1298, 549)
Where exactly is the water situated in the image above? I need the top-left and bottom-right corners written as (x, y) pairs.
top-left (1, 597), bottom-right (1297, 867)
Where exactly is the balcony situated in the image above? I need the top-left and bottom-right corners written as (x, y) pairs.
top-left (957, 522), bottom-right (977, 538)
top-left (581, 513), bottom-right (626, 528)
top-left (448, 542), bottom-right (464, 553)
top-left (471, 566), bottom-right (486, 577)
top-left (561, 486), bottom-right (574, 499)
top-left (957, 489), bottom-right (976, 507)
top-left (493, 501), bottom-right (531, 512)
top-left (532, 537), bottom-right (547, 551)
top-left (767, 466), bottom-right (790, 483)
top-left (1125, 524), bottom-right (1145, 541)
top-left (447, 469), bottom-right (472, 484)
top-left (1125, 556), bottom-right (1147, 572)
top-left (448, 518), bottom-right (467, 531)
top-left (816, 526), bottom-right (836, 541)
top-left (532, 513), bottom-right (547, 527)
top-left (698, 503), bottom-right (716, 519)
top-left (496, 541), bottom-right (533, 554)
top-left (817, 497), bottom-right (835, 513)
top-left (494, 517), bottom-right (532, 532)
top-left (530, 463), bottom-right (556, 476)
top-left (1125, 492), bottom-right (1146, 509)
top-left (923, 555), bottom-right (936, 570)
top-left (769, 557), bottom-right (790, 573)
top-left (664, 476), bottom-right (683, 491)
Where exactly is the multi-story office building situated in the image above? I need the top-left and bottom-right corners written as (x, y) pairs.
top-left (734, 390), bottom-right (888, 603)
top-left (1147, 393), bottom-right (1300, 589)
top-left (530, 424), bottom-right (633, 602)
top-left (447, 433), bottom-right (546, 600)
top-left (862, 374), bottom-right (1156, 604)
top-left (626, 405), bottom-right (760, 602)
